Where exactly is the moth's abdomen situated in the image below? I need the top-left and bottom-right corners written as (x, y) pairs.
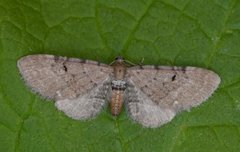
top-left (110, 80), bottom-right (126, 116)
top-left (111, 90), bottom-right (124, 116)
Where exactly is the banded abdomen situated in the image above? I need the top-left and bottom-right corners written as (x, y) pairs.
top-left (111, 89), bottom-right (124, 116)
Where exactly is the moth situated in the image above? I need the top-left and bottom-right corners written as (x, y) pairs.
top-left (17, 55), bottom-right (220, 128)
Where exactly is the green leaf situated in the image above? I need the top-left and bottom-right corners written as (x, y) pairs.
top-left (0, 0), bottom-right (240, 151)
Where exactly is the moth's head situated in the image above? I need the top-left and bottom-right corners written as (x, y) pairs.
top-left (115, 56), bottom-right (125, 63)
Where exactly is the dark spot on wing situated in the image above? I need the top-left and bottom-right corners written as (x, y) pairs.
top-left (63, 65), bottom-right (68, 72)
top-left (172, 75), bottom-right (176, 81)
top-left (153, 77), bottom-right (157, 80)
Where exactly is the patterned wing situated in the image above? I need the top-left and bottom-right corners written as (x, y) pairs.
top-left (18, 54), bottom-right (113, 119)
top-left (125, 66), bottom-right (220, 128)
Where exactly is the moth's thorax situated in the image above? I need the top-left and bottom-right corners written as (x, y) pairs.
top-left (110, 58), bottom-right (127, 116)
top-left (113, 60), bottom-right (127, 79)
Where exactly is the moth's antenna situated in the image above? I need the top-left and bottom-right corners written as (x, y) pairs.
top-left (140, 58), bottom-right (144, 65)
top-left (124, 60), bottom-right (137, 66)
top-left (109, 60), bottom-right (115, 65)
top-left (124, 57), bottom-right (145, 67)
